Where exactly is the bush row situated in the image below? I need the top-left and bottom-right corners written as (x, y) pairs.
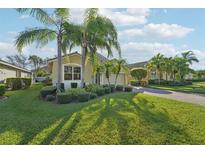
top-left (149, 79), bottom-right (192, 86)
top-left (0, 84), bottom-right (6, 97)
top-left (40, 84), bottom-right (133, 104)
top-left (130, 80), bottom-right (148, 87)
top-left (6, 78), bottom-right (32, 90)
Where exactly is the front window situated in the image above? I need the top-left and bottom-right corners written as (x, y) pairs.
top-left (64, 66), bottom-right (81, 80)
top-left (74, 67), bottom-right (81, 80)
top-left (64, 66), bottom-right (72, 80)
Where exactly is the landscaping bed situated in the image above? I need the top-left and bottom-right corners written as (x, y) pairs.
top-left (40, 84), bottom-right (133, 104)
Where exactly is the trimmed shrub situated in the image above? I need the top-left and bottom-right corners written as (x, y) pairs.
top-left (42, 78), bottom-right (52, 86)
top-left (57, 92), bottom-right (72, 104)
top-left (6, 78), bottom-right (31, 90)
top-left (45, 95), bottom-right (56, 101)
top-left (90, 93), bottom-right (97, 99)
top-left (40, 86), bottom-right (57, 98)
top-left (124, 86), bottom-right (133, 92)
top-left (71, 82), bottom-right (78, 88)
top-left (78, 92), bottom-right (90, 102)
top-left (104, 87), bottom-right (111, 94)
top-left (85, 84), bottom-right (105, 96)
top-left (116, 85), bottom-right (123, 91)
top-left (22, 78), bottom-right (32, 88)
top-left (110, 84), bottom-right (115, 92)
top-left (0, 84), bottom-right (6, 97)
top-left (66, 88), bottom-right (86, 101)
top-left (130, 80), bottom-right (140, 86)
top-left (102, 84), bottom-right (109, 88)
top-left (6, 78), bottom-right (22, 90)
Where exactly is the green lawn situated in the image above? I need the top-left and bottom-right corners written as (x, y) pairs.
top-left (0, 84), bottom-right (205, 144)
top-left (149, 82), bottom-right (205, 94)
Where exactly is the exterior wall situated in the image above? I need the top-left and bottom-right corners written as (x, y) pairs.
top-left (51, 54), bottom-right (93, 89)
top-left (0, 67), bottom-right (16, 82)
top-left (101, 73), bottom-right (127, 85)
top-left (0, 64), bottom-right (31, 82)
top-left (50, 54), bottom-right (128, 88)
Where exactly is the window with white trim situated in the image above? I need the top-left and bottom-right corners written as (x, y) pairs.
top-left (64, 66), bottom-right (81, 80)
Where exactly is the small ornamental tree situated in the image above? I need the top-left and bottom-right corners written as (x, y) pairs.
top-left (130, 68), bottom-right (147, 82)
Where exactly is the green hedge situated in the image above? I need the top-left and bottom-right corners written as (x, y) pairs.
top-left (45, 95), bottom-right (56, 101)
top-left (130, 80), bottom-right (140, 86)
top-left (85, 84), bottom-right (105, 96)
top-left (116, 85), bottom-right (123, 91)
top-left (149, 79), bottom-right (192, 86)
top-left (124, 86), bottom-right (133, 92)
top-left (0, 84), bottom-right (6, 97)
top-left (6, 78), bottom-right (31, 90)
top-left (104, 87), bottom-right (111, 94)
top-left (57, 92), bottom-right (72, 104)
top-left (40, 86), bottom-right (57, 98)
top-left (66, 88), bottom-right (86, 101)
top-left (78, 92), bottom-right (90, 102)
top-left (90, 93), bottom-right (97, 99)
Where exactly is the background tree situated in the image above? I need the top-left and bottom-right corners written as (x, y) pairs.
top-left (29, 55), bottom-right (43, 77)
top-left (149, 53), bottom-right (164, 84)
top-left (162, 57), bottom-right (173, 80)
top-left (112, 58), bottom-right (128, 86)
top-left (103, 60), bottom-right (114, 86)
top-left (6, 54), bottom-right (28, 68)
top-left (182, 50), bottom-right (199, 64)
top-left (15, 8), bottom-right (75, 91)
top-left (130, 68), bottom-right (147, 82)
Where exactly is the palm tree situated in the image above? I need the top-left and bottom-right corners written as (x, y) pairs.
top-left (149, 53), bottom-right (164, 84)
top-left (162, 57), bottom-right (173, 80)
top-left (15, 8), bottom-right (74, 91)
top-left (64, 8), bottom-right (121, 87)
top-left (112, 58), bottom-right (128, 86)
top-left (103, 60), bottom-right (113, 86)
top-left (181, 50), bottom-right (199, 64)
top-left (29, 55), bottom-right (43, 78)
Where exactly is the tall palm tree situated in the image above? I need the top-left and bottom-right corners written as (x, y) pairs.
top-left (181, 50), bottom-right (199, 64)
top-left (64, 8), bottom-right (121, 87)
top-left (29, 55), bottom-right (43, 78)
top-left (162, 57), bottom-right (173, 80)
top-left (112, 58), bottom-right (128, 86)
top-left (15, 8), bottom-right (74, 91)
top-left (149, 53), bottom-right (164, 84)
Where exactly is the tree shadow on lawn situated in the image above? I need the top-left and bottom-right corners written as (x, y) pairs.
top-left (128, 95), bottom-right (195, 144)
top-left (87, 94), bottom-right (195, 144)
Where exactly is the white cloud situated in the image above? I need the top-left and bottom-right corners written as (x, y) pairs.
top-left (119, 23), bottom-right (194, 39)
top-left (69, 8), bottom-right (150, 26)
top-left (119, 42), bottom-right (204, 70)
top-left (0, 41), bottom-right (56, 60)
top-left (19, 15), bottom-right (30, 19)
top-left (99, 8), bottom-right (150, 26)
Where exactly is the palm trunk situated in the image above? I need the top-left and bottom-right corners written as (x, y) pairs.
top-left (165, 71), bottom-right (168, 81)
top-left (114, 73), bottom-right (119, 87)
top-left (57, 34), bottom-right (62, 91)
top-left (157, 69), bottom-right (161, 84)
top-left (81, 45), bottom-right (86, 88)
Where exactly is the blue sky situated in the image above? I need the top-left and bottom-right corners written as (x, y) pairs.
top-left (0, 8), bottom-right (204, 70)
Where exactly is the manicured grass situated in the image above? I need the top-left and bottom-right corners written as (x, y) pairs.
top-left (0, 84), bottom-right (205, 144)
top-left (149, 82), bottom-right (205, 94)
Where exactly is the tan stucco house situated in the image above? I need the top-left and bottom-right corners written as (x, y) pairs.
top-left (0, 59), bottom-right (32, 83)
top-left (47, 52), bottom-right (128, 88)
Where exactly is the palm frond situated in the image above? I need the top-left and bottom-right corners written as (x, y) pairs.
top-left (16, 8), bottom-right (56, 26)
top-left (15, 28), bottom-right (56, 52)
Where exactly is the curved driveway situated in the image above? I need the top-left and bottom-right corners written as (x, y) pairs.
top-left (133, 87), bottom-right (205, 106)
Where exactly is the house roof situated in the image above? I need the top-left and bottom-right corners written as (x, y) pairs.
top-left (128, 61), bottom-right (148, 69)
top-left (0, 59), bottom-right (31, 73)
top-left (47, 51), bottom-right (108, 62)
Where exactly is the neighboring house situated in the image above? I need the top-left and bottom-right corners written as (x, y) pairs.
top-left (47, 52), bottom-right (128, 88)
top-left (0, 59), bottom-right (32, 83)
top-left (128, 61), bottom-right (193, 82)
